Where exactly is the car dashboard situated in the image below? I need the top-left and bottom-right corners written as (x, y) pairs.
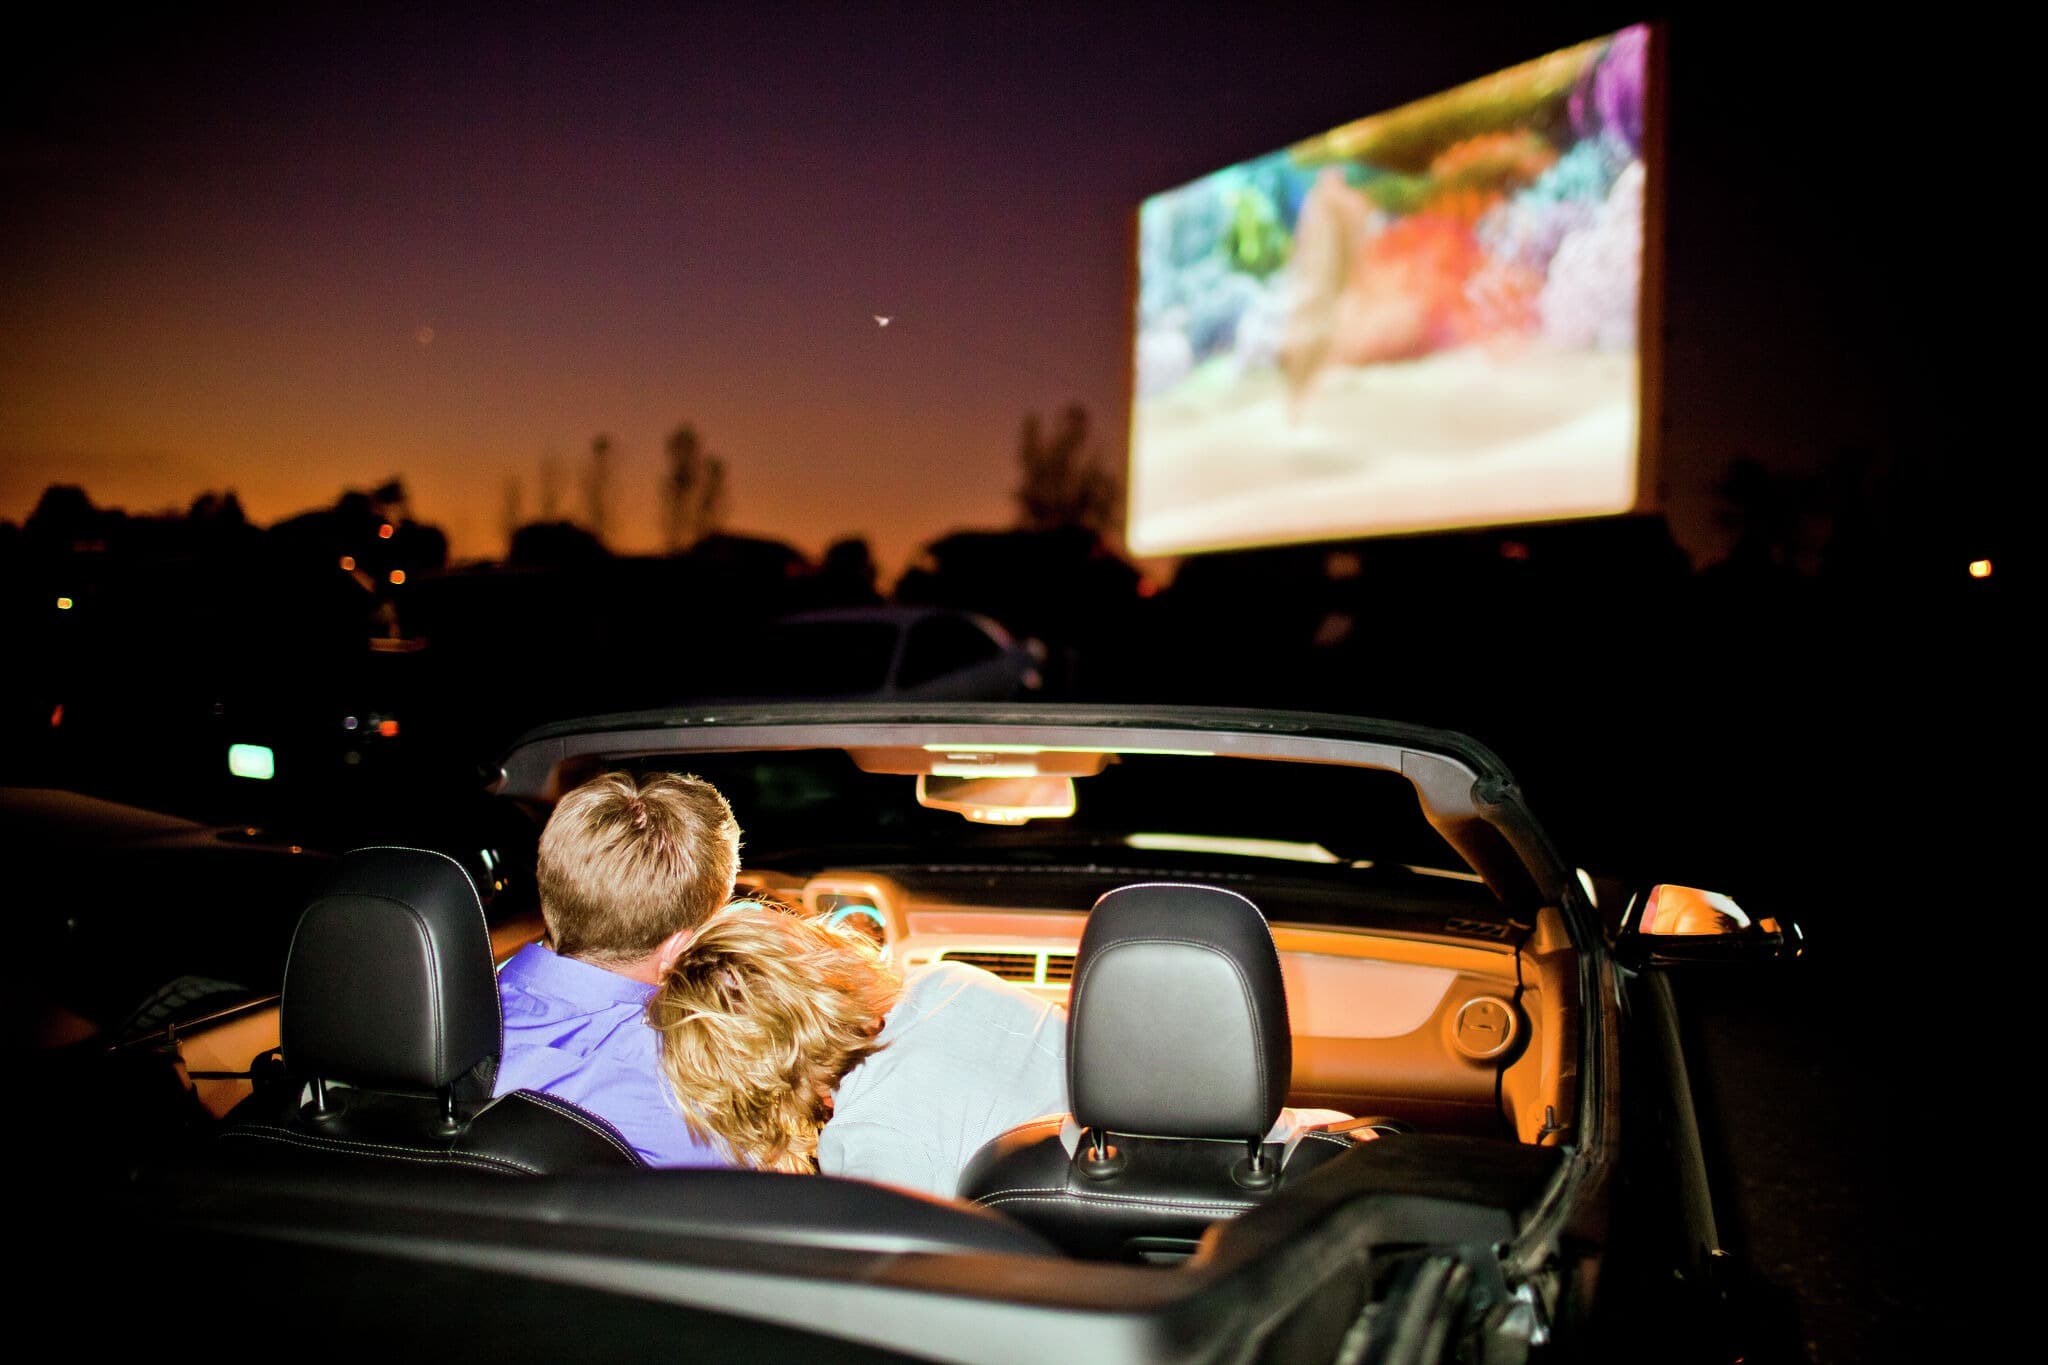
top-left (745, 865), bottom-right (1573, 1144)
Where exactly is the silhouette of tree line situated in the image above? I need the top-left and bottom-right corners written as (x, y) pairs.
top-left (0, 406), bottom-right (2006, 927)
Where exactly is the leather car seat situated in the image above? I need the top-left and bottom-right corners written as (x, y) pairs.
top-left (215, 846), bottom-right (642, 1174)
top-left (957, 882), bottom-right (1356, 1260)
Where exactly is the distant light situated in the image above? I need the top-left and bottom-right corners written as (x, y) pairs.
top-left (343, 750), bottom-right (361, 765)
top-left (378, 719), bottom-right (400, 738)
top-left (49, 703), bottom-right (63, 728)
top-left (55, 596), bottom-right (73, 610)
top-left (342, 715), bottom-right (359, 730)
top-left (1969, 559), bottom-right (1993, 579)
top-left (228, 743), bottom-right (276, 781)
top-left (339, 555), bottom-right (356, 571)
top-left (378, 523), bottom-right (395, 540)
top-left (388, 569), bottom-right (406, 585)
top-left (1500, 540), bottom-right (1530, 561)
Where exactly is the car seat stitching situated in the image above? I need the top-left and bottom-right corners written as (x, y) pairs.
top-left (219, 1129), bottom-right (539, 1174)
top-left (506, 1090), bottom-right (643, 1164)
top-left (975, 1193), bottom-right (1257, 1214)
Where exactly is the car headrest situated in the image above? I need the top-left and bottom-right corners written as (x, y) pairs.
top-left (280, 846), bottom-right (501, 1093)
top-left (1068, 883), bottom-right (1291, 1141)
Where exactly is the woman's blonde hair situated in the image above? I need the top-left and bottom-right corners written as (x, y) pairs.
top-left (649, 901), bottom-right (902, 1173)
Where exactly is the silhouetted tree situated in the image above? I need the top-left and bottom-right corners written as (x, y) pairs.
top-left (500, 475), bottom-right (523, 549)
top-left (369, 479), bottom-right (409, 525)
top-left (583, 435), bottom-right (614, 544)
top-left (662, 423), bottom-right (728, 552)
top-left (1015, 403), bottom-right (1119, 535)
top-left (814, 536), bottom-right (882, 605)
top-left (538, 451), bottom-right (565, 521)
top-left (509, 520), bottom-right (610, 570)
top-left (25, 485), bottom-right (105, 552)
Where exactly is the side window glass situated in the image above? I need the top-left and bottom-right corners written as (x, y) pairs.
top-left (899, 616), bottom-right (1001, 688)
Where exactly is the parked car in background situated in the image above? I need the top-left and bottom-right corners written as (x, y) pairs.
top-left (6, 786), bottom-right (335, 1051)
top-left (691, 605), bottom-right (1046, 703)
top-left (35, 703), bottom-right (1801, 1362)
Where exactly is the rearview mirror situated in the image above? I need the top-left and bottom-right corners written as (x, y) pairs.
top-left (916, 773), bottom-right (1075, 825)
top-left (1613, 884), bottom-right (1801, 968)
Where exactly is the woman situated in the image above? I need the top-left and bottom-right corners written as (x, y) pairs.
top-left (649, 901), bottom-right (1067, 1197)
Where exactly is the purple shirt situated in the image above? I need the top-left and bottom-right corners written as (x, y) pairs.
top-left (493, 943), bottom-right (726, 1168)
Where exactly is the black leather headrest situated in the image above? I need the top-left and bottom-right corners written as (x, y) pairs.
top-left (1068, 883), bottom-right (1291, 1140)
top-left (280, 847), bottom-right (500, 1092)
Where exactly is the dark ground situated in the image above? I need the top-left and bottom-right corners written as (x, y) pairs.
top-left (1680, 938), bottom-right (1985, 1364)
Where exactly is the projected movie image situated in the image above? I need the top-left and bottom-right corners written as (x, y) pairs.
top-left (1129, 24), bottom-right (1651, 555)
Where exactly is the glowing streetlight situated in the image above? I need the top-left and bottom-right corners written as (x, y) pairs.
top-left (1969, 559), bottom-right (1993, 579)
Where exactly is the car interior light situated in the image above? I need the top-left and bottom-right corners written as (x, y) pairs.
top-left (227, 744), bottom-right (276, 781)
top-left (931, 761), bottom-right (1038, 778)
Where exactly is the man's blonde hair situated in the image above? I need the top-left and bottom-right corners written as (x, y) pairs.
top-left (537, 771), bottom-right (741, 963)
top-left (649, 902), bottom-right (903, 1173)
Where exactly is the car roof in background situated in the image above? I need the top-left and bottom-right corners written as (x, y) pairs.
top-left (1, 786), bottom-right (213, 847)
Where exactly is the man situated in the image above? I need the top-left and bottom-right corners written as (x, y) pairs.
top-left (494, 770), bottom-right (740, 1166)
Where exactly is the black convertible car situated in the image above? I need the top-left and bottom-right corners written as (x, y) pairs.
top-left (29, 704), bottom-right (1797, 1362)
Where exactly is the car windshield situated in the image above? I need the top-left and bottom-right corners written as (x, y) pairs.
top-left (574, 747), bottom-right (1502, 934)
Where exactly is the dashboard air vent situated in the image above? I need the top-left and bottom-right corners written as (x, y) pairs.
top-left (935, 949), bottom-right (1077, 986)
top-left (936, 950), bottom-right (1040, 981)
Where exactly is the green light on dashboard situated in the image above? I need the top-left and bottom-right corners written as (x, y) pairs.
top-left (227, 743), bottom-right (276, 780)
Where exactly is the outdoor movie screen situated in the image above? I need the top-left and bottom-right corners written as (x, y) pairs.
top-left (1127, 23), bottom-right (1655, 556)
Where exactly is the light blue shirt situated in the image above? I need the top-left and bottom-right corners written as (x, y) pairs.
top-left (494, 942), bottom-right (726, 1168)
top-left (818, 961), bottom-right (1068, 1197)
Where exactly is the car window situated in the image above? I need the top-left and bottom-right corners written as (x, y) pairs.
top-left (899, 616), bottom-right (1002, 689)
top-left (745, 621), bottom-right (900, 695)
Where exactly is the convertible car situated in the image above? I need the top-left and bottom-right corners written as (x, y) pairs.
top-left (30, 704), bottom-right (1797, 1362)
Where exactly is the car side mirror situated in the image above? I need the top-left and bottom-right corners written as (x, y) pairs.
top-left (1613, 884), bottom-right (1802, 969)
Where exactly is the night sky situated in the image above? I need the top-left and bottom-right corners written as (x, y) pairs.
top-left (1, 3), bottom-right (1993, 579)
